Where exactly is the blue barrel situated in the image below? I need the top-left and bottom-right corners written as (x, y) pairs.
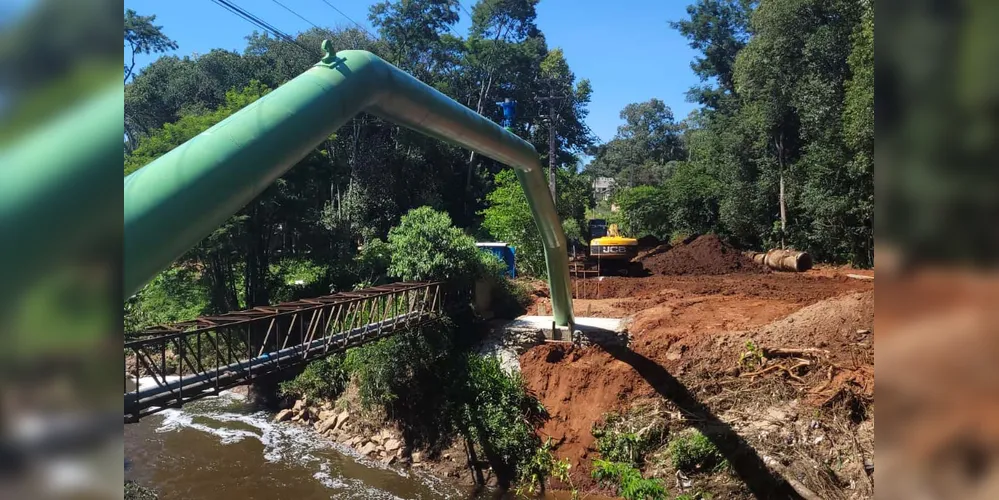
top-left (476, 242), bottom-right (516, 278)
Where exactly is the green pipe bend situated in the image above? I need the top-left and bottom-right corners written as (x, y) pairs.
top-left (124, 45), bottom-right (574, 326)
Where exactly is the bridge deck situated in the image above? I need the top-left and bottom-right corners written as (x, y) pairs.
top-left (125, 281), bottom-right (443, 422)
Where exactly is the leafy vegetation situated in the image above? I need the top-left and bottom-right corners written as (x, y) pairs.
top-left (124, 266), bottom-right (208, 331)
top-left (667, 429), bottom-right (727, 473)
top-left (611, 186), bottom-right (671, 239)
top-left (479, 253), bottom-right (532, 318)
top-left (387, 207), bottom-right (483, 289)
top-left (279, 355), bottom-right (349, 402)
top-left (738, 340), bottom-right (765, 370)
top-left (589, 0), bottom-right (874, 267)
top-left (459, 355), bottom-right (545, 483)
top-left (592, 459), bottom-right (668, 500)
top-left (480, 168), bottom-right (592, 277)
top-left (592, 408), bottom-right (668, 466)
top-left (516, 437), bottom-right (576, 498)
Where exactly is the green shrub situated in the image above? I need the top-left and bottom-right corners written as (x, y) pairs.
top-left (478, 253), bottom-right (531, 319)
top-left (388, 206), bottom-right (481, 289)
top-left (595, 429), bottom-right (645, 464)
top-left (460, 355), bottom-right (542, 474)
top-left (279, 354), bottom-right (348, 401)
top-left (612, 186), bottom-right (671, 239)
top-left (268, 257), bottom-right (330, 302)
top-left (592, 459), bottom-right (668, 500)
top-left (667, 429), bottom-right (727, 473)
top-left (354, 238), bottom-right (391, 285)
top-left (343, 336), bottom-right (407, 408)
top-left (516, 437), bottom-right (575, 498)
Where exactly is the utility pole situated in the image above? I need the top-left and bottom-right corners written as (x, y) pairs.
top-left (537, 94), bottom-right (567, 206)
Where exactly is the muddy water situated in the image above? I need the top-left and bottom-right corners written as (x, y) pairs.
top-left (124, 390), bottom-right (477, 500)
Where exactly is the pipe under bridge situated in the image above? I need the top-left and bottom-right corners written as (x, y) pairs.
top-left (125, 281), bottom-right (443, 423)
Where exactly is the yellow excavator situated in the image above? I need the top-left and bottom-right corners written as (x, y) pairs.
top-left (587, 219), bottom-right (641, 275)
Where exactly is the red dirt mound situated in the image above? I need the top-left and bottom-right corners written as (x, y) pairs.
top-left (637, 234), bottom-right (763, 276)
top-left (520, 277), bottom-right (874, 490)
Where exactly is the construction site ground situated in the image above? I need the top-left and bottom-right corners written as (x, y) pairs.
top-left (519, 238), bottom-right (875, 499)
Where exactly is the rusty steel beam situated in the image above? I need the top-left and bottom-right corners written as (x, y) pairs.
top-left (124, 281), bottom-right (445, 422)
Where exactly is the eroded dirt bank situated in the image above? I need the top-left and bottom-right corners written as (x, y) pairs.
top-left (521, 266), bottom-right (875, 498)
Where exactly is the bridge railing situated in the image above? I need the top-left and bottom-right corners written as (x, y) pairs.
top-left (125, 281), bottom-right (442, 421)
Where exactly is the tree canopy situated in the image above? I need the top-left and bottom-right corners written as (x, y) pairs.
top-left (590, 0), bottom-right (873, 266)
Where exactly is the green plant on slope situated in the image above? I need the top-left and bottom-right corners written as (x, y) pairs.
top-left (460, 355), bottom-right (543, 479)
top-left (738, 340), bottom-right (765, 370)
top-left (592, 408), bottom-right (668, 466)
top-left (592, 459), bottom-right (667, 500)
top-left (667, 429), bottom-right (727, 473)
top-left (478, 252), bottom-right (532, 319)
top-left (279, 354), bottom-right (348, 402)
top-left (516, 438), bottom-right (577, 499)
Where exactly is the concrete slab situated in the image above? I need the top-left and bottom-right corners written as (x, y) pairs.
top-left (477, 315), bottom-right (630, 374)
top-left (502, 315), bottom-right (630, 345)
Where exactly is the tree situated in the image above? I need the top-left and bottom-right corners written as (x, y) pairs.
top-left (461, 0), bottom-right (542, 193)
top-left (612, 186), bottom-right (671, 239)
top-left (585, 99), bottom-right (684, 187)
top-left (664, 161), bottom-right (722, 236)
top-left (535, 48), bottom-right (594, 170)
top-left (481, 169), bottom-right (547, 277)
top-left (388, 207), bottom-right (482, 289)
top-left (671, 0), bottom-right (755, 109)
top-left (124, 9), bottom-right (178, 83)
top-left (369, 0), bottom-right (459, 75)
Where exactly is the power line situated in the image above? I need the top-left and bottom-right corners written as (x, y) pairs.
top-left (270, 0), bottom-right (320, 30)
top-left (458, 1), bottom-right (473, 19)
top-left (212, 0), bottom-right (293, 41)
top-left (316, 0), bottom-right (377, 39)
top-left (209, 0), bottom-right (318, 57)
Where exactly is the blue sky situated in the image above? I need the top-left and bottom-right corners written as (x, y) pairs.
top-left (125, 0), bottom-right (701, 143)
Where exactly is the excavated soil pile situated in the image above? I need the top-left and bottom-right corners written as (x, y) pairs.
top-left (637, 234), bottom-right (763, 276)
top-left (590, 273), bottom-right (861, 303)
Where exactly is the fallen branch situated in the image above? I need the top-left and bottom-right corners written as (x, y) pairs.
top-left (739, 364), bottom-right (785, 378)
top-left (809, 366), bottom-right (836, 394)
top-left (764, 347), bottom-right (829, 358)
top-left (784, 360), bottom-right (812, 382)
top-left (741, 360), bottom-right (811, 383)
top-left (846, 273), bottom-right (874, 281)
top-left (785, 477), bottom-right (824, 500)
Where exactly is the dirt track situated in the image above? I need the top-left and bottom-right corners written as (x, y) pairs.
top-left (519, 266), bottom-right (875, 497)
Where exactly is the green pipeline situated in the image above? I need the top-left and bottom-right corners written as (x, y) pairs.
top-left (124, 44), bottom-right (574, 326)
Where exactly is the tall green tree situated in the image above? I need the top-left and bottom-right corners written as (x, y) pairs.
top-left (734, 0), bottom-right (864, 257)
top-left (124, 9), bottom-right (178, 83)
top-left (369, 0), bottom-right (460, 76)
top-left (585, 98), bottom-right (685, 187)
top-left (671, 0), bottom-right (755, 109)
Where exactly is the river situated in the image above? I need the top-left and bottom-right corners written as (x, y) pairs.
top-left (124, 388), bottom-right (485, 500)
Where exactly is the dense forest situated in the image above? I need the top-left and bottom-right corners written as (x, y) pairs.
top-left (588, 0), bottom-right (873, 267)
top-left (124, 0), bottom-right (873, 320)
